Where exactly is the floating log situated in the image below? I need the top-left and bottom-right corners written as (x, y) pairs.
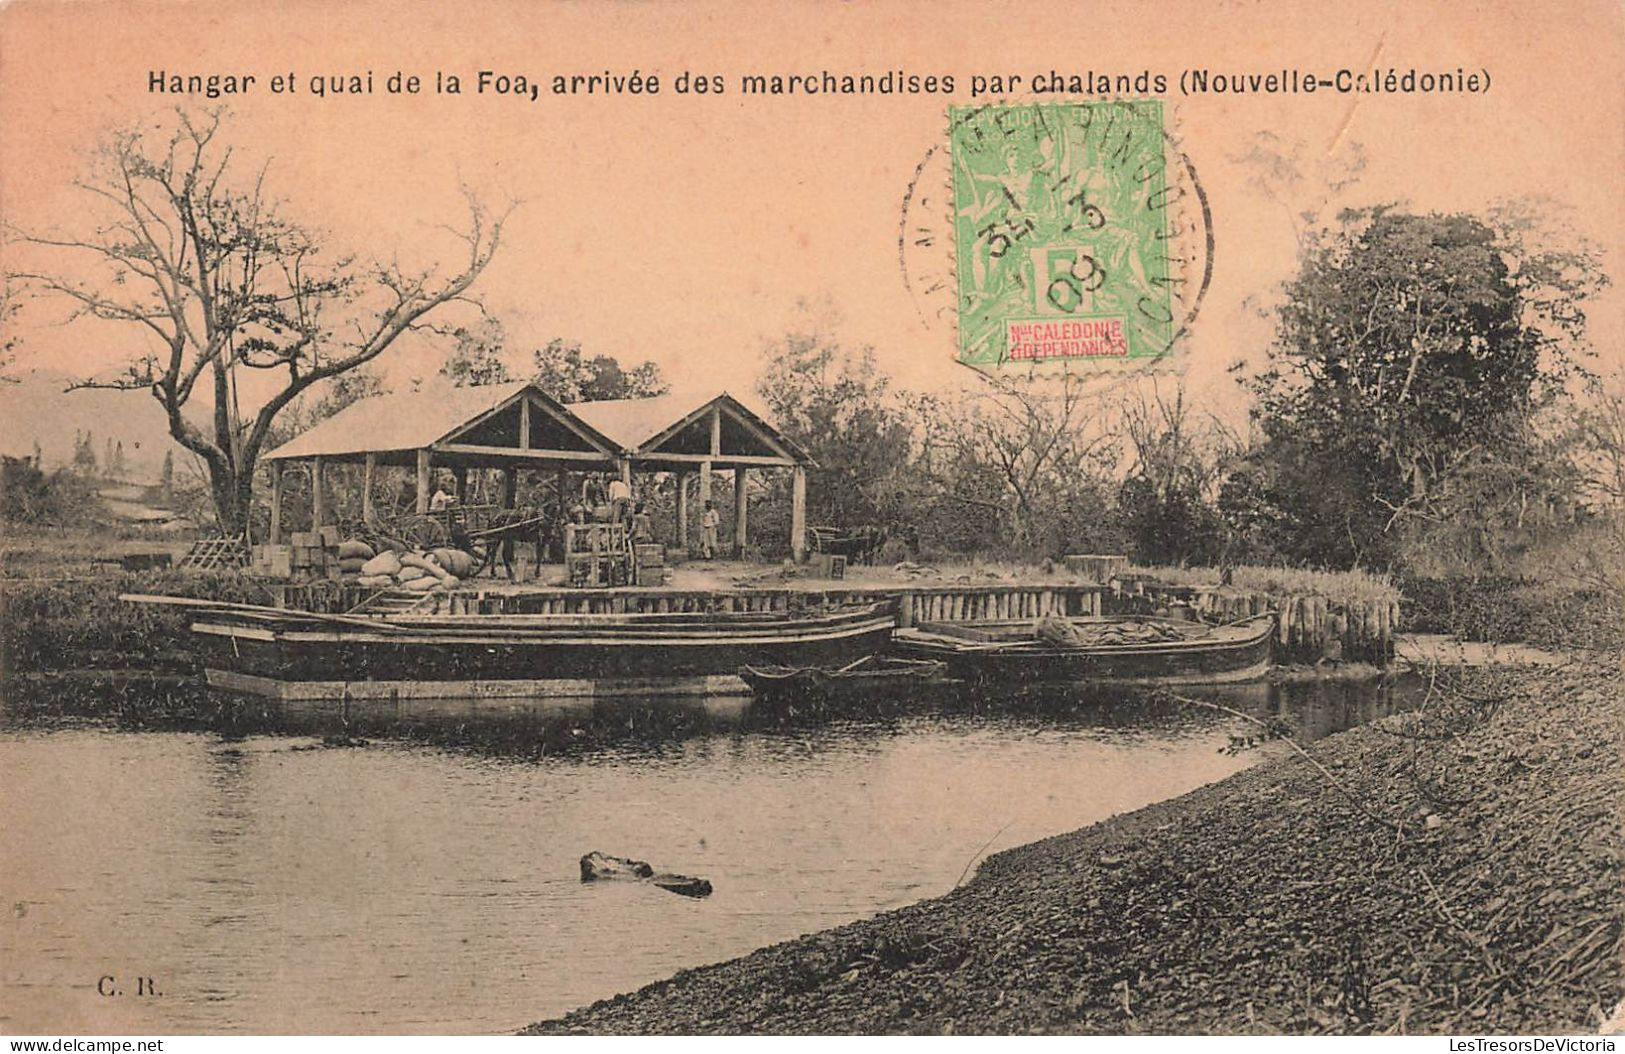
top-left (580, 851), bottom-right (653, 881)
top-left (580, 851), bottom-right (713, 898)
top-left (650, 874), bottom-right (713, 898)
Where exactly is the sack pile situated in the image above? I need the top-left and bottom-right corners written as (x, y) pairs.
top-left (354, 545), bottom-right (477, 592)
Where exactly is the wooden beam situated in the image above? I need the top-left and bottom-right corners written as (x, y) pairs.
top-left (441, 387), bottom-right (616, 457)
top-left (630, 452), bottom-right (796, 467)
top-left (361, 452), bottom-right (376, 526)
top-left (519, 398), bottom-right (531, 449)
top-left (416, 449), bottom-right (431, 514)
top-left (791, 464), bottom-right (807, 563)
top-left (712, 399), bottom-right (801, 463)
top-left (733, 466), bottom-right (748, 558)
top-left (432, 442), bottom-right (611, 463)
top-left (710, 406), bottom-right (722, 456)
top-left (269, 464), bottom-right (284, 545)
top-left (311, 456), bottom-right (326, 530)
top-left (675, 471), bottom-right (689, 553)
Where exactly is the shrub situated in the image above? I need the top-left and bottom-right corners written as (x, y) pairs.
top-left (1, 571), bottom-right (273, 673)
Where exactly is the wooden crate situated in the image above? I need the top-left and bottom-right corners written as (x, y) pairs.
top-left (812, 553), bottom-right (847, 580)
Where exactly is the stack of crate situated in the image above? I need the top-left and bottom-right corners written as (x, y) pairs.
top-left (288, 527), bottom-right (345, 579)
top-left (565, 523), bottom-right (631, 588)
top-left (249, 544), bottom-right (294, 578)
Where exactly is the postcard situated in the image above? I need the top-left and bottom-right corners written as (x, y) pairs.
top-left (2, 0), bottom-right (1621, 1039)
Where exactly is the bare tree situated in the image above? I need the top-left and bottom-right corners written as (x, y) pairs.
top-left (933, 373), bottom-right (1117, 552)
top-left (5, 109), bottom-right (513, 532)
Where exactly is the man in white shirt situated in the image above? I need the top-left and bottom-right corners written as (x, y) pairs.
top-left (607, 476), bottom-right (632, 525)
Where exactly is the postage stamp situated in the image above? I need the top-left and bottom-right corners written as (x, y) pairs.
top-left (948, 99), bottom-right (1184, 370)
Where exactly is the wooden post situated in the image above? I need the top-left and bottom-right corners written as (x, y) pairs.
top-left (733, 466), bottom-right (748, 558)
top-left (699, 459), bottom-right (712, 509)
top-left (519, 398), bottom-right (531, 449)
top-left (676, 471), bottom-right (689, 552)
top-left (502, 467), bottom-right (518, 509)
top-left (455, 466), bottom-right (469, 503)
top-left (791, 464), bottom-right (807, 562)
top-left (618, 458), bottom-right (632, 487)
top-left (710, 406), bottom-right (722, 456)
top-left (415, 449), bottom-right (431, 514)
top-left (311, 456), bottom-right (326, 529)
top-left (269, 463), bottom-right (284, 544)
top-left (361, 453), bottom-right (376, 525)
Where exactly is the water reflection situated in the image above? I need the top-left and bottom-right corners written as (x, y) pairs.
top-left (0, 672), bottom-right (1424, 1034)
top-left (3, 672), bottom-right (1422, 759)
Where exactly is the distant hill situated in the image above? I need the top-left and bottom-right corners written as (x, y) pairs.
top-left (0, 369), bottom-right (193, 483)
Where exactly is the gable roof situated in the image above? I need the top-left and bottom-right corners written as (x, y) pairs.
top-left (263, 382), bottom-right (811, 466)
top-left (263, 380), bottom-right (616, 461)
top-left (571, 390), bottom-right (811, 464)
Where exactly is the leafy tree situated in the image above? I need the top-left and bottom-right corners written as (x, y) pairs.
top-left (1, 456), bottom-right (100, 525)
top-left (439, 317), bottom-right (514, 387)
top-left (1117, 382), bottom-right (1228, 565)
top-left (1241, 206), bottom-right (1603, 568)
top-left (5, 109), bottom-right (512, 533)
top-left (0, 456), bottom-right (48, 520)
top-left (757, 327), bottom-right (911, 530)
top-left (530, 339), bottom-right (667, 403)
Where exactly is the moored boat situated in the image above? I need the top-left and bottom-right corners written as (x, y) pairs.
top-left (891, 614), bottom-right (1276, 685)
top-left (122, 594), bottom-right (897, 701)
top-left (738, 655), bottom-right (947, 700)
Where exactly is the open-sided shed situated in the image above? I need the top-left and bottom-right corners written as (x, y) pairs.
top-left (571, 391), bottom-right (811, 559)
top-left (262, 381), bottom-right (812, 559)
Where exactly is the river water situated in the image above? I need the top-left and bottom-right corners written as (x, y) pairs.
top-left (0, 676), bottom-right (1421, 1034)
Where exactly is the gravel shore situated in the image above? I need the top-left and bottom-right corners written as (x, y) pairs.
top-left (525, 659), bottom-right (1622, 1035)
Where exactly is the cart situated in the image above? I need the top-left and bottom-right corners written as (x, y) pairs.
top-left (358, 503), bottom-right (553, 580)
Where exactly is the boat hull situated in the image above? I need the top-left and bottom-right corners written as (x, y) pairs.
top-left (891, 615), bottom-right (1276, 685)
top-left (191, 604), bottom-right (897, 700)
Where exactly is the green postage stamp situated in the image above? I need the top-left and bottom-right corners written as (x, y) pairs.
top-left (950, 100), bottom-right (1177, 369)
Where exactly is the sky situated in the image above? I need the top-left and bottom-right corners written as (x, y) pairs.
top-left (2, 0), bottom-right (1621, 429)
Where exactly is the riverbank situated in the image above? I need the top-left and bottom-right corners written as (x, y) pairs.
top-left (525, 657), bottom-right (1622, 1035)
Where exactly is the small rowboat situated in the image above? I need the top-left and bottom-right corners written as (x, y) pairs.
top-left (738, 655), bottom-right (947, 700)
top-left (891, 614), bottom-right (1276, 686)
